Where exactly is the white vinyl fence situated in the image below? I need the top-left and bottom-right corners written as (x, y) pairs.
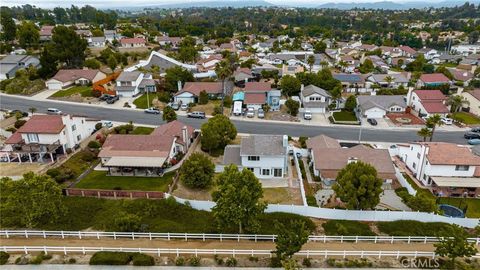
top-left (1, 246), bottom-right (454, 259)
top-left (1, 230), bottom-right (478, 245)
top-left (395, 168), bottom-right (417, 196)
top-left (293, 147), bottom-right (308, 206)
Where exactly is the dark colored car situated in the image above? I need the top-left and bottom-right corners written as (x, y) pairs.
top-left (106, 95), bottom-right (120, 104)
top-left (99, 94), bottom-right (114, 101)
top-left (187, 111), bottom-right (206, 119)
top-left (470, 127), bottom-right (480, 133)
top-left (367, 118), bottom-right (378, 126)
top-left (464, 132), bottom-right (480, 139)
top-left (10, 110), bottom-right (29, 117)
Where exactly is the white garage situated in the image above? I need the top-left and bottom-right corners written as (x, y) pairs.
top-left (357, 95), bottom-right (407, 119)
top-left (45, 79), bottom-right (66, 90)
top-left (174, 91), bottom-right (196, 105)
top-left (362, 107), bottom-right (386, 119)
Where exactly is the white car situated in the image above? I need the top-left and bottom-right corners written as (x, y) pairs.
top-left (441, 117), bottom-right (453, 125)
top-left (144, 107), bottom-right (160, 114)
top-left (246, 108), bottom-right (255, 118)
top-left (180, 104), bottom-right (189, 111)
top-left (304, 110), bottom-right (312, 120)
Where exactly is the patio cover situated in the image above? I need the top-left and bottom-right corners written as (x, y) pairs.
top-left (431, 177), bottom-right (480, 188)
top-left (104, 156), bottom-right (166, 168)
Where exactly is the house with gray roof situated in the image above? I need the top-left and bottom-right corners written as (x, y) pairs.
top-left (357, 95), bottom-right (406, 119)
top-left (89, 36), bottom-right (106, 48)
top-left (366, 73), bottom-right (409, 89)
top-left (332, 73), bottom-right (369, 93)
top-left (0, 55), bottom-right (40, 81)
top-left (115, 71), bottom-right (156, 97)
top-left (219, 135), bottom-right (289, 179)
top-left (300, 84), bottom-right (332, 113)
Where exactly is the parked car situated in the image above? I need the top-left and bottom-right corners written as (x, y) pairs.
top-left (464, 132), bottom-right (480, 139)
top-left (9, 110), bottom-right (29, 117)
top-left (106, 95), bottom-right (119, 104)
top-left (169, 103), bottom-right (180, 110)
top-left (180, 103), bottom-right (189, 111)
top-left (144, 107), bottom-right (160, 114)
top-left (257, 109), bottom-right (265, 119)
top-left (246, 108), bottom-right (255, 118)
top-left (468, 139), bottom-right (480, 145)
top-left (470, 127), bottom-right (480, 133)
top-left (187, 111), bottom-right (206, 119)
top-left (99, 94), bottom-right (114, 101)
top-left (367, 118), bottom-right (378, 126)
top-left (101, 121), bottom-right (113, 128)
top-left (441, 117), bottom-right (453, 125)
top-left (304, 110), bottom-right (312, 120)
top-left (46, 108), bottom-right (62, 115)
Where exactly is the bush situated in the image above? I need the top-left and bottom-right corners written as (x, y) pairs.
top-left (132, 253), bottom-right (155, 266)
top-left (89, 252), bottom-right (133, 265)
top-left (285, 98), bottom-right (299, 116)
top-left (158, 91), bottom-right (171, 103)
top-left (298, 136), bottom-right (308, 148)
top-left (223, 95), bottom-right (233, 108)
top-left (198, 90), bottom-right (209, 105)
top-left (175, 257), bottom-right (185, 266)
top-left (270, 256), bottom-right (282, 267)
top-left (68, 258), bottom-right (76, 264)
top-left (214, 255), bottom-right (224, 265)
top-left (225, 257), bottom-right (237, 267)
top-left (88, 140), bottom-right (101, 149)
top-left (95, 123), bottom-right (103, 130)
top-left (248, 256), bottom-right (258, 262)
top-left (377, 220), bottom-right (455, 236)
top-left (14, 119), bottom-right (27, 129)
top-left (302, 258), bottom-right (312, 267)
top-left (188, 256), bottom-right (201, 266)
top-left (0, 251), bottom-right (9, 265)
top-left (322, 220), bottom-right (375, 236)
top-left (212, 105), bottom-right (223, 116)
top-left (29, 252), bottom-right (51, 264)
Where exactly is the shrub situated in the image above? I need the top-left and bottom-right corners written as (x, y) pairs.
top-left (270, 256), bottom-right (282, 267)
top-left (132, 253), bottom-right (155, 266)
top-left (15, 257), bottom-right (21, 264)
top-left (175, 257), bottom-right (185, 266)
top-left (214, 255), bottom-right (224, 265)
top-left (377, 220), bottom-right (455, 236)
top-left (95, 123), bottom-right (103, 130)
top-left (223, 95), bottom-right (233, 108)
top-left (89, 252), bottom-right (132, 265)
top-left (14, 119), bottom-right (27, 129)
top-left (212, 105), bottom-right (223, 116)
top-left (0, 251), bottom-right (9, 265)
top-left (198, 90), bottom-right (209, 105)
top-left (225, 257), bottom-right (237, 267)
top-left (302, 258), bottom-right (312, 267)
top-left (6, 127), bottom-right (16, 133)
top-left (298, 136), bottom-right (308, 148)
top-left (322, 220), bottom-right (375, 236)
top-left (188, 256), bottom-right (201, 266)
top-left (157, 91), bottom-right (171, 103)
top-left (29, 252), bottom-right (51, 264)
top-left (68, 258), bottom-right (76, 264)
top-left (249, 256), bottom-right (258, 262)
top-left (87, 140), bottom-right (101, 149)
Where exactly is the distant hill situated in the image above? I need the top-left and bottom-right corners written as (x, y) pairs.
top-left (147, 0), bottom-right (274, 9)
top-left (317, 0), bottom-right (480, 10)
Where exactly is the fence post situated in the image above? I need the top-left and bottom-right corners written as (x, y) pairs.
top-left (97, 232), bottom-right (100, 239)
top-left (424, 236), bottom-right (427, 244)
top-left (167, 232), bottom-right (170, 241)
top-left (238, 234), bottom-right (240, 242)
top-left (195, 249), bottom-right (198, 257)
top-left (374, 236), bottom-right (377, 243)
top-left (323, 236), bottom-right (326, 243)
top-left (82, 247), bottom-right (85, 255)
top-left (24, 246), bottom-right (28, 254)
top-left (5, 231), bottom-right (8, 238)
top-left (78, 231), bottom-right (82, 239)
top-left (408, 236), bottom-right (411, 244)
top-left (343, 250), bottom-right (346, 259)
top-left (185, 233), bottom-right (187, 241)
top-left (396, 251), bottom-right (400, 259)
top-left (64, 247), bottom-right (67, 255)
top-left (272, 235), bottom-right (275, 242)
top-left (378, 250), bottom-right (382, 259)
top-left (220, 234), bottom-right (223, 242)
top-left (233, 249), bottom-right (235, 258)
top-left (307, 250), bottom-right (310, 258)
top-left (324, 250), bottom-right (328, 258)
top-left (132, 232), bottom-right (135, 240)
top-left (255, 235), bottom-right (257, 242)
top-left (176, 249), bottom-right (179, 257)
top-left (149, 232), bottom-right (152, 240)
top-left (43, 246), bottom-right (47, 254)
top-left (203, 233), bottom-right (205, 242)
top-left (414, 251), bottom-right (418, 258)
top-left (341, 235), bottom-right (343, 243)
top-left (25, 230), bottom-right (28, 239)
top-left (43, 231), bottom-right (46, 239)
top-left (391, 236), bottom-right (394, 244)
top-left (113, 232), bottom-right (116, 240)
top-left (61, 231), bottom-right (64, 239)
top-left (361, 250), bottom-right (364, 258)
top-left (157, 248), bottom-right (160, 256)
top-left (355, 236), bottom-right (358, 243)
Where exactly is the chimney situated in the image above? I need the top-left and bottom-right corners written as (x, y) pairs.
top-left (347, 157), bottom-right (358, 164)
top-left (283, 135), bottom-right (288, 148)
top-left (300, 84), bottom-right (304, 92)
top-left (182, 126), bottom-right (189, 149)
top-left (177, 81), bottom-right (182, 91)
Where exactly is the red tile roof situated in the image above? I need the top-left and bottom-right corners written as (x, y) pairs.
top-left (244, 93), bottom-right (266, 104)
top-left (120, 38), bottom-right (146, 44)
top-left (421, 102), bottom-right (449, 113)
top-left (423, 142), bottom-right (480, 166)
top-left (244, 82), bottom-right (271, 92)
top-left (5, 132), bottom-right (22, 144)
top-left (17, 115), bottom-right (65, 134)
top-left (413, 90), bottom-right (446, 101)
top-left (50, 69), bottom-right (101, 83)
top-left (176, 82), bottom-right (223, 96)
top-left (419, 73), bottom-right (450, 83)
top-left (467, 89), bottom-right (480, 101)
top-left (398, 45), bottom-right (416, 55)
top-left (151, 120), bottom-right (195, 145)
top-left (99, 134), bottom-right (174, 158)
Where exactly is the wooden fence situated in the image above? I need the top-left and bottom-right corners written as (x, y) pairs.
top-left (63, 188), bottom-right (164, 199)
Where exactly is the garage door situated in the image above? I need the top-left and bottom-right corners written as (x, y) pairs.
top-left (47, 82), bottom-right (63, 90)
top-left (364, 108), bottom-right (385, 119)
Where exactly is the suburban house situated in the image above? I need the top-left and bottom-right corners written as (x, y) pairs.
top-left (39, 25), bottom-right (54, 41)
top-left (234, 67), bottom-right (255, 86)
top-left (447, 68), bottom-right (474, 86)
top-left (398, 45), bottom-right (417, 58)
top-left (407, 89), bottom-right (449, 117)
top-left (220, 135), bottom-right (288, 179)
top-left (307, 134), bottom-right (396, 185)
top-left (98, 121), bottom-right (196, 176)
top-left (461, 89), bottom-right (480, 116)
top-left (397, 142), bottom-right (480, 197)
top-left (366, 73), bottom-right (409, 89)
top-left (157, 36), bottom-right (183, 47)
top-left (173, 81), bottom-right (233, 105)
top-left (332, 73), bottom-right (368, 93)
top-left (104, 30), bottom-right (119, 43)
top-left (243, 82), bottom-right (280, 111)
top-left (417, 48), bottom-right (440, 61)
top-left (1, 115), bottom-right (96, 163)
top-left (89, 36), bottom-right (106, 47)
top-left (120, 37), bottom-right (146, 48)
top-left (357, 95), bottom-right (407, 119)
top-left (197, 55), bottom-right (223, 71)
top-left (115, 71), bottom-right (156, 97)
top-left (416, 73), bottom-right (451, 88)
top-left (0, 55), bottom-right (40, 81)
top-left (46, 69), bottom-right (106, 90)
top-left (126, 51), bottom-right (197, 74)
top-left (300, 84), bottom-right (332, 113)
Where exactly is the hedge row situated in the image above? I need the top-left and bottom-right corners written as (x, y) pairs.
top-left (89, 252), bottom-right (154, 266)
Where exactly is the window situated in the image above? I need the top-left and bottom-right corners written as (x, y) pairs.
top-left (247, 167), bottom-right (254, 172)
top-left (412, 162), bottom-right (416, 169)
top-left (262, 169), bottom-right (270, 176)
top-left (27, 133), bottom-right (39, 143)
top-left (248, 156), bottom-right (260, 161)
top-left (273, 168), bottom-right (282, 177)
top-left (76, 135), bottom-right (81, 141)
top-left (417, 153), bottom-right (421, 159)
top-left (72, 124), bottom-right (76, 131)
top-left (455, 165), bottom-right (469, 171)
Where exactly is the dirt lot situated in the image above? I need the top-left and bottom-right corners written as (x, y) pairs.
top-left (262, 187), bottom-right (303, 205)
top-left (0, 163), bottom-right (46, 177)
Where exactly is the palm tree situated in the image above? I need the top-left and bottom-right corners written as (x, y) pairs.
top-left (425, 114), bottom-right (444, 142)
top-left (330, 86), bottom-right (342, 110)
top-left (446, 95), bottom-right (469, 113)
top-left (417, 127), bottom-right (433, 142)
top-left (29, 107), bottom-right (37, 116)
top-left (307, 55), bottom-right (315, 72)
top-left (384, 75), bottom-right (394, 88)
top-left (320, 60), bottom-right (329, 70)
top-left (338, 61), bottom-right (348, 71)
top-left (215, 60), bottom-right (233, 115)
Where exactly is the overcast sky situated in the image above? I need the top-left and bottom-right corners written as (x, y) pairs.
top-left (1, 0), bottom-right (450, 8)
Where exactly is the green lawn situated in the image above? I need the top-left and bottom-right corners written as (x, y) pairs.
top-left (402, 173), bottom-right (435, 200)
top-left (46, 149), bottom-right (98, 183)
top-left (452, 112), bottom-right (480, 125)
top-left (133, 93), bottom-right (156, 109)
top-left (75, 170), bottom-right (176, 192)
top-left (437, 197), bottom-right (480, 218)
top-left (50, 86), bottom-right (93, 98)
top-left (332, 111), bottom-right (358, 122)
top-left (131, 126), bottom-right (154, 135)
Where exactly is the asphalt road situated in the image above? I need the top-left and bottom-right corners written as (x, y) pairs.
top-left (0, 95), bottom-right (467, 144)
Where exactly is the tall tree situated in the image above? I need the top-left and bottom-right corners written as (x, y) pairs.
top-left (38, 44), bottom-right (58, 79)
top-left (162, 106), bottom-right (177, 123)
top-left (434, 225), bottom-right (477, 268)
top-left (179, 153), bottom-right (215, 189)
top-left (333, 161), bottom-right (383, 210)
top-left (0, 8), bottom-right (16, 42)
top-left (446, 95), bottom-right (469, 113)
top-left (280, 75), bottom-right (301, 97)
top-left (212, 165), bottom-right (266, 233)
top-left (215, 60), bottom-right (233, 114)
top-left (200, 115), bottom-right (237, 153)
top-left (307, 55), bottom-right (315, 72)
top-left (313, 41), bottom-right (326, 53)
top-left (0, 173), bottom-right (66, 228)
top-left (51, 25), bottom-right (88, 68)
top-left (417, 127), bottom-right (433, 142)
top-left (164, 66), bottom-right (194, 92)
top-left (275, 220), bottom-right (309, 260)
top-left (425, 114), bottom-right (443, 142)
top-left (17, 22), bottom-right (39, 48)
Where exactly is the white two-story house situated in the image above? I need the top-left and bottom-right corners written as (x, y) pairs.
top-left (220, 135), bottom-right (288, 180)
top-left (398, 142), bottom-right (480, 197)
top-left (300, 84), bottom-right (332, 113)
top-left (115, 71), bottom-right (156, 97)
top-left (2, 115), bottom-right (96, 163)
